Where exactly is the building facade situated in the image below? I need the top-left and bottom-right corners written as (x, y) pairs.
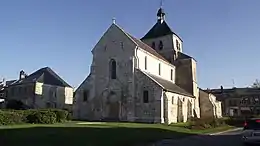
top-left (73, 7), bottom-right (220, 124)
top-left (205, 87), bottom-right (260, 117)
top-left (5, 67), bottom-right (73, 111)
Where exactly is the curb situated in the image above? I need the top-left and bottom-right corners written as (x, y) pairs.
top-left (209, 127), bottom-right (242, 135)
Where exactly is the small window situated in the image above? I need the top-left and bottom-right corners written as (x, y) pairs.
top-left (170, 69), bottom-right (173, 81)
top-left (152, 42), bottom-right (155, 49)
top-left (176, 40), bottom-right (179, 50)
top-left (172, 96), bottom-right (174, 104)
top-left (46, 102), bottom-right (51, 108)
top-left (145, 56), bottom-right (147, 70)
top-left (159, 41), bottom-right (163, 50)
top-left (110, 59), bottom-right (117, 79)
top-left (83, 90), bottom-right (89, 102)
top-left (158, 63), bottom-right (161, 75)
top-left (143, 90), bottom-right (149, 103)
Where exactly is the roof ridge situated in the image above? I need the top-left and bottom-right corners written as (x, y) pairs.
top-left (127, 34), bottom-right (174, 66)
top-left (112, 23), bottom-right (139, 46)
top-left (44, 67), bottom-right (72, 88)
top-left (112, 23), bottom-right (174, 66)
top-left (138, 69), bottom-right (165, 89)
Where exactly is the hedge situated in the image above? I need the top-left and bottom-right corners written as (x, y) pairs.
top-left (186, 116), bottom-right (247, 130)
top-left (187, 117), bottom-right (227, 130)
top-left (0, 109), bottom-right (69, 125)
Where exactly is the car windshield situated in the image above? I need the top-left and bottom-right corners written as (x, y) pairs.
top-left (245, 119), bottom-right (260, 130)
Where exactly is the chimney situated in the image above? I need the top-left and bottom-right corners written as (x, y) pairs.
top-left (220, 85), bottom-right (224, 93)
top-left (2, 78), bottom-right (6, 86)
top-left (19, 70), bottom-right (26, 80)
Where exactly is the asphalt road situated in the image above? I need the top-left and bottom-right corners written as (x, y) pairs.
top-left (154, 128), bottom-right (245, 146)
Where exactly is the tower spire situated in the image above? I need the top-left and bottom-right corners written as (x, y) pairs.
top-left (157, 0), bottom-right (165, 23)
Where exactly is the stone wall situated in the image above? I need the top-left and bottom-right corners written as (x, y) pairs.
top-left (6, 82), bottom-right (73, 110)
top-left (164, 91), bottom-right (195, 124)
top-left (134, 70), bottom-right (163, 123)
top-left (175, 58), bottom-right (200, 118)
top-left (199, 90), bottom-right (214, 119)
top-left (34, 82), bottom-right (73, 110)
top-left (199, 90), bottom-right (222, 119)
top-left (73, 24), bottom-right (137, 121)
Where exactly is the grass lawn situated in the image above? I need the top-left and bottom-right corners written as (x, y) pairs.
top-left (0, 121), bottom-right (235, 146)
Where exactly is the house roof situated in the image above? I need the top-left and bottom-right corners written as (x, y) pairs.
top-left (146, 72), bottom-right (194, 97)
top-left (141, 21), bottom-right (182, 41)
top-left (12, 67), bottom-right (72, 87)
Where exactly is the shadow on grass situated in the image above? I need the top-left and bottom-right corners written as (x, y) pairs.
top-left (0, 126), bottom-right (196, 146)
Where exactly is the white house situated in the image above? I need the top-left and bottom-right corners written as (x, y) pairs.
top-left (73, 7), bottom-right (218, 124)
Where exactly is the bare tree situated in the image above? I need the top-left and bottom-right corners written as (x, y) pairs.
top-left (251, 79), bottom-right (260, 88)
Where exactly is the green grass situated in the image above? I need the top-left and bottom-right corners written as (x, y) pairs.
top-left (0, 122), bottom-right (235, 146)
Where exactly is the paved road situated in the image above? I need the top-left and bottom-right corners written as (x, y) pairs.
top-left (154, 128), bottom-right (245, 146)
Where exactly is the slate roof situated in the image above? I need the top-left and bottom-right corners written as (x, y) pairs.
top-left (141, 21), bottom-right (182, 41)
top-left (127, 33), bottom-right (170, 63)
top-left (177, 52), bottom-right (193, 60)
top-left (146, 72), bottom-right (194, 97)
top-left (12, 67), bottom-right (72, 87)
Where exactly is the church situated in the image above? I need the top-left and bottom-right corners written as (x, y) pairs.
top-left (73, 7), bottom-right (209, 124)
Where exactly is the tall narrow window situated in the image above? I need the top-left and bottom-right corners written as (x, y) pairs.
top-left (159, 41), bottom-right (163, 50)
top-left (170, 69), bottom-right (173, 81)
top-left (110, 59), bottom-right (117, 79)
top-left (176, 40), bottom-right (180, 51)
top-left (83, 90), bottom-right (89, 102)
top-left (158, 63), bottom-right (161, 75)
top-left (143, 90), bottom-right (149, 103)
top-left (144, 56), bottom-right (147, 70)
top-left (152, 42), bottom-right (155, 49)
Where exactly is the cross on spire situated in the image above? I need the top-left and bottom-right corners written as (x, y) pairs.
top-left (160, 0), bottom-right (164, 8)
top-left (157, 0), bottom-right (166, 23)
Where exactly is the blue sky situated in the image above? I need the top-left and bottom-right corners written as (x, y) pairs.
top-left (1, 0), bottom-right (260, 89)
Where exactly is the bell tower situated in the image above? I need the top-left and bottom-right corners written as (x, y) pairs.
top-left (141, 4), bottom-right (183, 64)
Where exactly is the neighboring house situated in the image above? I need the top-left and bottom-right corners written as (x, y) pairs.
top-left (199, 89), bottom-right (222, 119)
top-left (6, 67), bottom-right (73, 111)
top-left (73, 7), bottom-right (205, 124)
top-left (205, 87), bottom-right (260, 117)
top-left (0, 79), bottom-right (16, 108)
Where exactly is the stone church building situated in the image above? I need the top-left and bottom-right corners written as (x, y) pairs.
top-left (73, 7), bottom-right (216, 124)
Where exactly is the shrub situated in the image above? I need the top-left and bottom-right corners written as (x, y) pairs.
top-left (0, 110), bottom-right (24, 125)
top-left (26, 110), bottom-right (56, 124)
top-left (49, 109), bottom-right (69, 122)
top-left (0, 109), bottom-right (69, 125)
top-left (223, 117), bottom-right (245, 127)
top-left (187, 117), bottom-right (227, 130)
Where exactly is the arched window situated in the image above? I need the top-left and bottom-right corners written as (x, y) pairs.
top-left (170, 69), bottom-right (173, 81)
top-left (144, 56), bottom-right (147, 70)
top-left (152, 42), bottom-right (155, 49)
top-left (176, 40), bottom-right (180, 51)
top-left (143, 90), bottom-right (149, 103)
top-left (110, 59), bottom-right (117, 79)
top-left (158, 63), bottom-right (161, 75)
top-left (159, 41), bottom-right (163, 50)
